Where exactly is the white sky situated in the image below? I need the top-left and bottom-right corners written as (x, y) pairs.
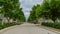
top-left (20, 0), bottom-right (43, 20)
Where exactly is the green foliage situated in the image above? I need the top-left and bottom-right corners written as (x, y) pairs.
top-left (28, 4), bottom-right (42, 22)
top-left (28, 0), bottom-right (60, 23)
top-left (41, 0), bottom-right (60, 22)
top-left (42, 22), bottom-right (60, 29)
top-left (0, 22), bottom-right (21, 30)
top-left (0, 0), bottom-right (26, 22)
top-left (12, 8), bottom-right (26, 22)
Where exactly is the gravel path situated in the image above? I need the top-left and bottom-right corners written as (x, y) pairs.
top-left (1, 23), bottom-right (57, 34)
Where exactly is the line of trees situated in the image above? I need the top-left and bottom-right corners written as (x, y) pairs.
top-left (0, 0), bottom-right (26, 22)
top-left (28, 5), bottom-right (42, 23)
top-left (28, 0), bottom-right (60, 23)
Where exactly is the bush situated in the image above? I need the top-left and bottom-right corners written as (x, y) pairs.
top-left (42, 22), bottom-right (60, 29)
top-left (0, 22), bottom-right (21, 30)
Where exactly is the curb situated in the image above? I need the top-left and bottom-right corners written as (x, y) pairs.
top-left (0, 25), bottom-right (18, 34)
top-left (40, 26), bottom-right (60, 34)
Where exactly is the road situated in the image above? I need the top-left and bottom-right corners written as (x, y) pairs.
top-left (1, 23), bottom-right (57, 34)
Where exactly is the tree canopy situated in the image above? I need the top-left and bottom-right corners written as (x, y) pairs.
top-left (41, 0), bottom-right (60, 22)
top-left (28, 4), bottom-right (42, 22)
top-left (0, 0), bottom-right (26, 22)
top-left (28, 0), bottom-right (60, 23)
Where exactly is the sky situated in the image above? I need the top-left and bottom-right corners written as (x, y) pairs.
top-left (20, 0), bottom-right (43, 20)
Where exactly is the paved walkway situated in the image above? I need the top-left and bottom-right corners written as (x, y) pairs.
top-left (1, 23), bottom-right (57, 34)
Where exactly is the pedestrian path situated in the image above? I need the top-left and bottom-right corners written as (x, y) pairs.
top-left (1, 23), bottom-right (57, 34)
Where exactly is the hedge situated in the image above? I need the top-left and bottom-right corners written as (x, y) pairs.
top-left (0, 22), bottom-right (21, 30)
top-left (42, 22), bottom-right (60, 29)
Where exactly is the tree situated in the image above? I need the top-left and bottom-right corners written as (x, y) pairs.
top-left (28, 0), bottom-right (60, 23)
top-left (0, 0), bottom-right (26, 22)
top-left (28, 4), bottom-right (42, 23)
top-left (13, 8), bottom-right (26, 22)
top-left (41, 0), bottom-right (60, 22)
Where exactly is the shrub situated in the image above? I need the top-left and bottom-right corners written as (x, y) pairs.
top-left (42, 22), bottom-right (60, 29)
top-left (0, 22), bottom-right (21, 30)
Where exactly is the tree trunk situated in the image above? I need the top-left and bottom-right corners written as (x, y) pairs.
top-left (53, 20), bottom-right (56, 23)
top-left (8, 19), bottom-right (10, 23)
top-left (7, 17), bottom-right (10, 23)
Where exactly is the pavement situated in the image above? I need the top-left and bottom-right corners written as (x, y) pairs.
top-left (1, 23), bottom-right (58, 34)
